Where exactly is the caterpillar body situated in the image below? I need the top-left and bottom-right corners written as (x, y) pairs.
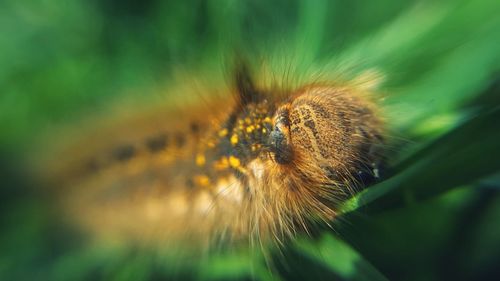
top-left (36, 62), bottom-right (385, 251)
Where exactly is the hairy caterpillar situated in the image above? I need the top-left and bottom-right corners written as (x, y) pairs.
top-left (34, 61), bottom-right (384, 252)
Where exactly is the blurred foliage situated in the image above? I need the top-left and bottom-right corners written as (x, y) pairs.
top-left (1, 0), bottom-right (500, 280)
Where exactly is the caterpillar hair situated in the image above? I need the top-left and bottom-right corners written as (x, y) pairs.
top-left (32, 58), bottom-right (385, 254)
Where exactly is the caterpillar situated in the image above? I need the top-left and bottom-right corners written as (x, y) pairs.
top-left (34, 60), bottom-right (385, 253)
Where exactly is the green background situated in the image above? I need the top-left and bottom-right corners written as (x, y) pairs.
top-left (1, 0), bottom-right (499, 280)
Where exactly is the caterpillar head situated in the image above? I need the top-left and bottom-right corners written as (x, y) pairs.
top-left (232, 61), bottom-right (382, 196)
top-left (267, 85), bottom-right (383, 187)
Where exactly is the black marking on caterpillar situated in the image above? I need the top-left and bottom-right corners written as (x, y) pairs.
top-left (145, 133), bottom-right (168, 153)
top-left (112, 144), bottom-right (136, 162)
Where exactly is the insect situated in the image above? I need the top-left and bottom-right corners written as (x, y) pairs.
top-left (35, 60), bottom-right (385, 251)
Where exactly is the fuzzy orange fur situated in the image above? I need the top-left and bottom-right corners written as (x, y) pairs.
top-left (32, 66), bottom-right (385, 252)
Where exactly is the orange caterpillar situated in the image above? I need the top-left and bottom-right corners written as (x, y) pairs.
top-left (35, 62), bottom-right (384, 250)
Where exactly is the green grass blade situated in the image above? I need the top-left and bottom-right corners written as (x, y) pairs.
top-left (284, 234), bottom-right (388, 281)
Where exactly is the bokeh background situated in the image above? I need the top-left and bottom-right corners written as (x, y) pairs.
top-left (1, 0), bottom-right (499, 280)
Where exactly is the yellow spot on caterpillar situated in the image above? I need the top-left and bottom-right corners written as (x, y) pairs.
top-left (245, 125), bottom-right (255, 133)
top-left (250, 144), bottom-right (261, 152)
top-left (264, 116), bottom-right (272, 123)
top-left (218, 128), bottom-right (228, 137)
top-left (262, 128), bottom-right (267, 134)
top-left (230, 134), bottom-right (239, 145)
top-left (194, 175), bottom-right (210, 187)
top-left (195, 154), bottom-right (206, 166)
top-left (229, 155), bottom-right (241, 168)
top-left (244, 117), bottom-right (251, 125)
top-left (214, 157), bottom-right (229, 170)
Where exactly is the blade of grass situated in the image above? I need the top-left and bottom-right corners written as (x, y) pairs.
top-left (289, 234), bottom-right (388, 281)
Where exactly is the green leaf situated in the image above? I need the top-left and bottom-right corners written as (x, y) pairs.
top-left (198, 251), bottom-right (281, 281)
top-left (289, 234), bottom-right (388, 281)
